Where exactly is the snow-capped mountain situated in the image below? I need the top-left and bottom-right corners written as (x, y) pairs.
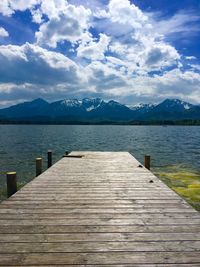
top-left (155, 99), bottom-right (193, 112)
top-left (82, 98), bottom-right (104, 112)
top-left (0, 97), bottom-right (199, 122)
top-left (129, 103), bottom-right (156, 114)
top-left (130, 103), bottom-right (155, 110)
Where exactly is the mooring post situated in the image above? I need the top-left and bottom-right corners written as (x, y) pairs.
top-left (36, 158), bottom-right (42, 176)
top-left (65, 151), bottom-right (69, 155)
top-left (6, 172), bottom-right (17, 198)
top-left (144, 155), bottom-right (151, 170)
top-left (47, 150), bottom-right (52, 168)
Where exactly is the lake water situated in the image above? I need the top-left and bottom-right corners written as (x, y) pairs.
top-left (0, 125), bottom-right (200, 206)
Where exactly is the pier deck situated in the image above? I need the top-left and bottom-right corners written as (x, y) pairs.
top-left (0, 151), bottom-right (200, 266)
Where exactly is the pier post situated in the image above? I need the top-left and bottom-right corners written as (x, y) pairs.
top-left (36, 158), bottom-right (42, 176)
top-left (47, 150), bottom-right (52, 168)
top-left (6, 172), bottom-right (17, 198)
top-left (144, 155), bottom-right (151, 170)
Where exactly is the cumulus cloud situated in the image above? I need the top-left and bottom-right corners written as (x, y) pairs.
top-left (92, 0), bottom-right (181, 73)
top-left (0, 42), bottom-right (200, 105)
top-left (0, 0), bottom-right (13, 16)
top-left (77, 33), bottom-right (110, 60)
top-left (36, 3), bottom-right (91, 47)
top-left (0, 27), bottom-right (9, 37)
top-left (0, 0), bottom-right (40, 16)
top-left (0, 0), bottom-right (199, 106)
top-left (0, 42), bottom-right (84, 85)
top-left (109, 0), bottom-right (148, 27)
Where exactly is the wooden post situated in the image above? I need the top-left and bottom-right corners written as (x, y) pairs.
top-left (144, 155), bottom-right (151, 170)
top-left (6, 172), bottom-right (17, 198)
top-left (36, 158), bottom-right (42, 176)
top-left (47, 150), bottom-right (52, 168)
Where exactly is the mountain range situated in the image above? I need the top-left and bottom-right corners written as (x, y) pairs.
top-left (0, 98), bottom-right (200, 124)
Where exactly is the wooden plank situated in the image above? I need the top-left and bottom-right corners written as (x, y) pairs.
top-left (0, 208), bottom-right (195, 214)
top-left (0, 151), bottom-right (199, 266)
top-left (1, 241), bottom-right (200, 253)
top-left (0, 203), bottom-right (191, 209)
top-left (0, 232), bottom-right (200, 242)
top-left (0, 215), bottom-right (199, 221)
top-left (0, 207), bottom-right (196, 217)
top-left (0, 218), bottom-right (200, 225)
top-left (0, 252), bottom-right (200, 265)
top-left (7, 265), bottom-right (200, 267)
top-left (0, 224), bottom-right (199, 234)
top-left (3, 199), bottom-right (188, 204)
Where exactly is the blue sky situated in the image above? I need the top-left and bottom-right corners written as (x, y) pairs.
top-left (0, 0), bottom-right (200, 107)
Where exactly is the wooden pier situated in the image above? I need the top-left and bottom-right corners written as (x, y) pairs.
top-left (0, 151), bottom-right (200, 266)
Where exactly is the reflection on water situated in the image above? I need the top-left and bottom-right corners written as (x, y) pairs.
top-left (0, 125), bottom-right (200, 209)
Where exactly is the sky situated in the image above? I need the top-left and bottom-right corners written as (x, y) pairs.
top-left (0, 0), bottom-right (200, 107)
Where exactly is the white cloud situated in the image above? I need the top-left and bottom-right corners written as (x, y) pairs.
top-left (0, 0), bottom-right (40, 16)
top-left (108, 0), bottom-right (148, 28)
top-left (151, 10), bottom-right (200, 37)
top-left (0, 0), bottom-right (199, 106)
top-left (69, 0), bottom-right (106, 12)
top-left (0, 42), bottom-right (200, 105)
top-left (36, 3), bottom-right (91, 47)
top-left (0, 27), bottom-right (9, 37)
top-left (0, 42), bottom-right (84, 85)
top-left (92, 0), bottom-right (181, 73)
top-left (186, 56), bottom-right (196, 60)
top-left (0, 0), bottom-right (13, 16)
top-left (39, 0), bottom-right (67, 19)
top-left (77, 33), bottom-right (110, 60)
top-left (190, 64), bottom-right (200, 72)
top-left (31, 8), bottom-right (43, 24)
top-left (144, 43), bottom-right (180, 69)
top-left (9, 0), bottom-right (40, 11)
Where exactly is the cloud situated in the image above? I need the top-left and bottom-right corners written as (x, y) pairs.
top-left (0, 27), bottom-right (9, 37)
top-left (36, 3), bottom-right (91, 47)
top-left (0, 0), bottom-right (40, 16)
top-left (0, 0), bottom-right (199, 106)
top-left (151, 10), bottom-right (200, 38)
top-left (92, 0), bottom-right (180, 73)
top-left (0, 42), bottom-right (84, 85)
top-left (86, 60), bottom-right (128, 91)
top-left (186, 56), bottom-right (196, 60)
top-left (77, 33), bottom-right (110, 60)
top-left (0, 0), bottom-right (13, 16)
top-left (144, 43), bottom-right (180, 69)
top-left (0, 42), bottom-right (200, 105)
top-left (39, 0), bottom-right (66, 19)
top-left (109, 0), bottom-right (148, 27)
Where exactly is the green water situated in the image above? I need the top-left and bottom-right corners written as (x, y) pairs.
top-left (154, 165), bottom-right (200, 210)
top-left (0, 125), bottom-right (200, 209)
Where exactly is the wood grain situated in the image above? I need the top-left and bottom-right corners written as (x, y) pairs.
top-left (0, 151), bottom-right (200, 266)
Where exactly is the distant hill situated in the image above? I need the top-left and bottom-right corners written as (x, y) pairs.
top-left (0, 97), bottom-right (200, 124)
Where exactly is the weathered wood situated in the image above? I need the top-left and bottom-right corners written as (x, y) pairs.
top-left (1, 232), bottom-right (200, 242)
top-left (1, 240), bottom-right (200, 253)
top-left (47, 150), bottom-right (52, 168)
top-left (36, 157), bottom-right (42, 176)
top-left (0, 217), bottom-right (200, 226)
top-left (0, 252), bottom-right (200, 265)
top-left (0, 151), bottom-right (200, 266)
top-left (0, 224), bottom-right (200, 234)
top-left (6, 172), bottom-right (17, 198)
top-left (145, 155), bottom-right (151, 170)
